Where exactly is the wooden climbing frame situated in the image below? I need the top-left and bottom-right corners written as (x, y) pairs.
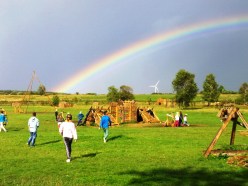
top-left (83, 101), bottom-right (160, 126)
top-left (204, 107), bottom-right (248, 157)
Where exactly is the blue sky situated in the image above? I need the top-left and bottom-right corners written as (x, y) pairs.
top-left (1, 0), bottom-right (248, 94)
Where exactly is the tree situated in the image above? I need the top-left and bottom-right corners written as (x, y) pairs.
top-left (119, 85), bottom-right (135, 101)
top-left (239, 82), bottom-right (248, 103)
top-left (106, 85), bottom-right (135, 102)
top-left (202, 74), bottom-right (220, 106)
top-left (52, 95), bottom-right (60, 106)
top-left (107, 86), bottom-right (119, 102)
top-left (218, 85), bottom-right (226, 94)
top-left (172, 69), bottom-right (198, 107)
top-left (37, 84), bottom-right (46, 95)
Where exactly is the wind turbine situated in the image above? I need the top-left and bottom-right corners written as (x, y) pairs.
top-left (149, 80), bottom-right (159, 93)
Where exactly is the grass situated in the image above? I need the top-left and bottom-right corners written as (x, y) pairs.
top-left (0, 102), bottom-right (248, 185)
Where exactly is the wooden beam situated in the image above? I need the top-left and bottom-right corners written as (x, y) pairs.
top-left (230, 120), bottom-right (237, 145)
top-left (237, 111), bottom-right (248, 129)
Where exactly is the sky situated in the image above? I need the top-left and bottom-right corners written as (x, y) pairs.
top-left (1, 0), bottom-right (248, 94)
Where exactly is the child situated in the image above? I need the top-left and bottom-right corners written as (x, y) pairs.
top-left (77, 111), bottom-right (84, 126)
top-left (0, 111), bottom-right (7, 132)
top-left (57, 112), bottom-right (65, 128)
top-left (174, 112), bottom-right (180, 127)
top-left (183, 114), bottom-right (189, 126)
top-left (59, 113), bottom-right (77, 163)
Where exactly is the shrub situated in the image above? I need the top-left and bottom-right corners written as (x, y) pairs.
top-left (52, 95), bottom-right (60, 106)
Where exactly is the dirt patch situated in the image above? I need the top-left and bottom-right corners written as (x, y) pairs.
top-left (188, 124), bottom-right (208, 127)
top-left (227, 155), bottom-right (248, 168)
top-left (210, 150), bottom-right (248, 168)
top-left (239, 131), bottom-right (248, 136)
top-left (122, 123), bottom-right (207, 128)
top-left (123, 123), bottom-right (162, 128)
top-left (210, 150), bottom-right (248, 156)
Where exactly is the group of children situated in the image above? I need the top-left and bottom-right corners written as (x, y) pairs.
top-left (174, 111), bottom-right (189, 127)
top-left (55, 109), bottom-right (85, 128)
top-left (164, 111), bottom-right (189, 127)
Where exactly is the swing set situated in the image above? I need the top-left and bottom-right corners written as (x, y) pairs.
top-left (204, 106), bottom-right (248, 157)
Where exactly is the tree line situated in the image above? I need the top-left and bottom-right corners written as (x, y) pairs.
top-left (106, 69), bottom-right (248, 107)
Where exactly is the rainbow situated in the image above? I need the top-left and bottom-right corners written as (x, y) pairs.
top-left (52, 15), bottom-right (248, 93)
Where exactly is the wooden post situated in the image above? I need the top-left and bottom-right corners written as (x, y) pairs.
top-left (129, 102), bottom-right (132, 122)
top-left (122, 107), bottom-right (125, 123)
top-left (230, 110), bottom-right (240, 145)
top-left (230, 120), bottom-right (237, 145)
top-left (204, 107), bottom-right (237, 157)
top-left (116, 105), bottom-right (119, 125)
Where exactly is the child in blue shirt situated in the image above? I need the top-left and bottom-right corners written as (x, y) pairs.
top-left (100, 111), bottom-right (111, 143)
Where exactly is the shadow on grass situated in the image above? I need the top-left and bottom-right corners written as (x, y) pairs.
top-left (120, 167), bottom-right (248, 186)
top-left (81, 152), bottom-right (101, 158)
top-left (38, 140), bottom-right (61, 146)
top-left (108, 135), bottom-right (123, 141)
top-left (9, 127), bottom-right (24, 131)
top-left (74, 152), bottom-right (101, 160)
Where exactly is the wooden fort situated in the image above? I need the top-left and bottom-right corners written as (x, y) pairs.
top-left (83, 101), bottom-right (160, 126)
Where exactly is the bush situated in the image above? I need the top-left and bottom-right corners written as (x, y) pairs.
top-left (52, 95), bottom-right (60, 106)
top-left (235, 97), bottom-right (244, 105)
top-left (72, 97), bottom-right (78, 103)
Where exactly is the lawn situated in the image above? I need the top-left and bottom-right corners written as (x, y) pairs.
top-left (0, 104), bottom-right (248, 186)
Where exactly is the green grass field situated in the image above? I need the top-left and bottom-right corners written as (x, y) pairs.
top-left (0, 99), bottom-right (248, 185)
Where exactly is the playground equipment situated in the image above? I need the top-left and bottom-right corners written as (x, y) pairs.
top-left (137, 107), bottom-right (160, 123)
top-left (156, 98), bottom-right (177, 107)
top-left (83, 106), bottom-right (112, 126)
top-left (162, 113), bottom-right (175, 127)
top-left (204, 106), bottom-right (248, 157)
top-left (83, 101), bottom-right (160, 126)
top-left (12, 71), bottom-right (52, 113)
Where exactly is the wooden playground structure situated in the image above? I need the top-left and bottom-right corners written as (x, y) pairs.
top-left (156, 98), bottom-right (177, 107)
top-left (83, 101), bottom-right (160, 126)
top-left (12, 71), bottom-right (52, 113)
top-left (204, 106), bottom-right (248, 157)
top-left (162, 113), bottom-right (176, 127)
top-left (137, 107), bottom-right (160, 123)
